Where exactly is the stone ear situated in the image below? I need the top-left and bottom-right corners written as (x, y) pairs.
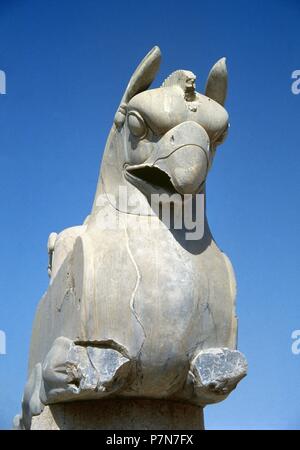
top-left (122, 46), bottom-right (161, 104)
top-left (205, 57), bottom-right (228, 106)
top-left (114, 46), bottom-right (161, 128)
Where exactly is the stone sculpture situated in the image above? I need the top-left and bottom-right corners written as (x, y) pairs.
top-left (14, 46), bottom-right (247, 430)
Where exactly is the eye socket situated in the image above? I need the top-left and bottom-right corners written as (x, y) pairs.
top-left (127, 111), bottom-right (147, 139)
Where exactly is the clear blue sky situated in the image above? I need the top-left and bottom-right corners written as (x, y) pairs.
top-left (0, 0), bottom-right (299, 430)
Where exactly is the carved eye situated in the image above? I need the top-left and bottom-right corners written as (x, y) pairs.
top-left (127, 111), bottom-right (147, 139)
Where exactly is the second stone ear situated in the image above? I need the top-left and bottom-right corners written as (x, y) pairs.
top-left (205, 57), bottom-right (228, 106)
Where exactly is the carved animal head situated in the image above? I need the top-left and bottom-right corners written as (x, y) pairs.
top-left (92, 46), bottom-right (229, 215)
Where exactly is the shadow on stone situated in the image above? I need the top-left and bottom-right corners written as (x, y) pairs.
top-left (31, 398), bottom-right (204, 430)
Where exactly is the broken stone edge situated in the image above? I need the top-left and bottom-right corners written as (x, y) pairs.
top-left (13, 341), bottom-right (247, 429)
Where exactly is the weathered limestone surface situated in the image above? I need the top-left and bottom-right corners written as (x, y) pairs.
top-left (30, 399), bottom-right (204, 430)
top-left (15, 46), bottom-right (247, 430)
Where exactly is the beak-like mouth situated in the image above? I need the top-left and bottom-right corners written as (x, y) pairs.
top-left (125, 140), bottom-right (208, 198)
top-left (125, 165), bottom-right (180, 196)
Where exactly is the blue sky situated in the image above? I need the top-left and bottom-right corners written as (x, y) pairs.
top-left (0, 0), bottom-right (299, 430)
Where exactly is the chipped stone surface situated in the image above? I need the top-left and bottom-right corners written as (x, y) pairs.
top-left (41, 337), bottom-right (131, 404)
top-left (190, 348), bottom-right (248, 405)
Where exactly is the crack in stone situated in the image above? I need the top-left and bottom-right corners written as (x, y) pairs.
top-left (124, 225), bottom-right (147, 389)
top-left (187, 337), bottom-right (210, 357)
top-left (124, 225), bottom-right (147, 349)
top-left (100, 174), bottom-right (151, 217)
top-left (204, 300), bottom-right (218, 342)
